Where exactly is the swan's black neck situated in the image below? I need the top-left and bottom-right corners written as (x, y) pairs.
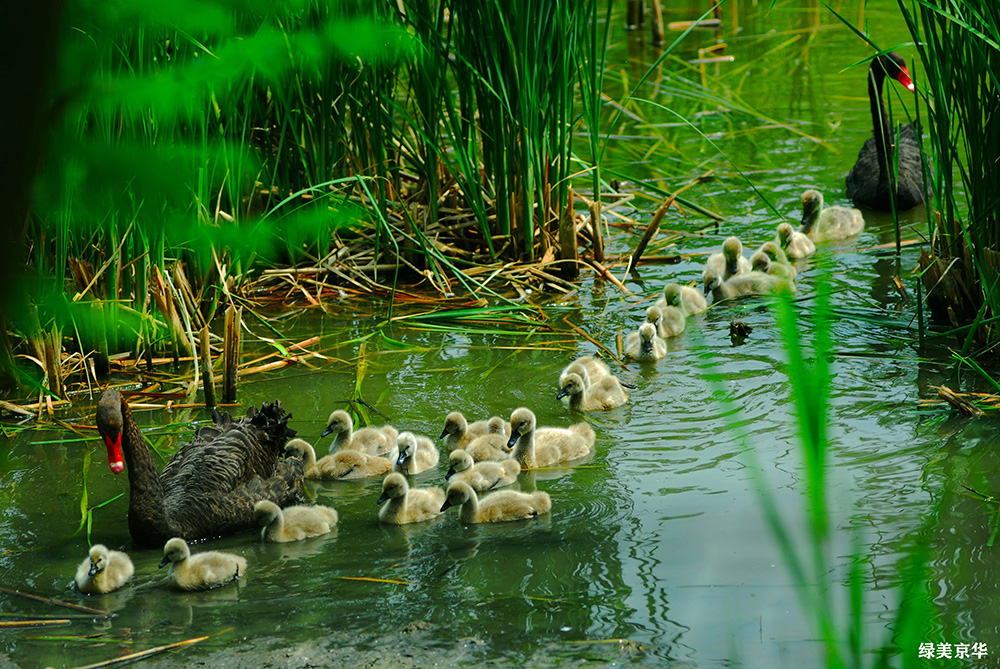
top-left (868, 62), bottom-right (896, 192)
top-left (120, 398), bottom-right (170, 545)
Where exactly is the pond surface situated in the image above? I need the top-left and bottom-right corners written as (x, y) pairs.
top-left (3, 1), bottom-right (998, 667)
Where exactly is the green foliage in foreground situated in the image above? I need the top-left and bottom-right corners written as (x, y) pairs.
top-left (10, 0), bottom-right (611, 394)
top-left (709, 283), bottom-right (938, 667)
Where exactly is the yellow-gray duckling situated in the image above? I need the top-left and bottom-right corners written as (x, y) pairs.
top-left (657, 282), bottom-right (707, 316)
top-left (703, 236), bottom-right (752, 283)
top-left (557, 372), bottom-right (628, 411)
top-left (74, 544), bottom-right (134, 595)
top-left (392, 431), bottom-right (440, 475)
top-left (704, 267), bottom-right (795, 301)
top-left (507, 407), bottom-right (595, 469)
top-left (750, 250), bottom-right (796, 281)
top-left (377, 473), bottom-right (445, 525)
top-left (558, 360), bottom-right (591, 389)
top-left (159, 537), bottom-right (247, 591)
top-left (441, 480), bottom-right (551, 523)
top-left (777, 222), bottom-right (816, 259)
top-left (321, 410), bottom-right (398, 458)
top-left (465, 416), bottom-right (513, 462)
top-left (800, 189), bottom-right (865, 240)
top-left (646, 305), bottom-right (685, 338)
top-left (446, 449), bottom-right (520, 491)
top-left (439, 411), bottom-right (492, 451)
top-left (286, 438), bottom-right (391, 480)
top-left (567, 356), bottom-right (610, 384)
top-left (625, 322), bottom-right (667, 362)
top-left (253, 500), bottom-right (338, 543)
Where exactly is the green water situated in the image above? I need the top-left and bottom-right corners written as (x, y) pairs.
top-left (3, 1), bottom-right (997, 667)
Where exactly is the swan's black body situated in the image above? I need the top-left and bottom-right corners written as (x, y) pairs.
top-left (96, 389), bottom-right (305, 548)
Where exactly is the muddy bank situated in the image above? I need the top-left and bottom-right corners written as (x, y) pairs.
top-left (130, 622), bottom-right (654, 668)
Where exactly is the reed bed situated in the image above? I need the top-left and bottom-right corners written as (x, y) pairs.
top-left (896, 0), bottom-right (1000, 356)
top-left (4, 0), bottom-right (634, 400)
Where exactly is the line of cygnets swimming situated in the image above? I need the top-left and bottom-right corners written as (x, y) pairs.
top-left (75, 403), bottom-right (597, 595)
top-left (605, 189), bottom-right (866, 372)
top-left (74, 189), bottom-right (863, 595)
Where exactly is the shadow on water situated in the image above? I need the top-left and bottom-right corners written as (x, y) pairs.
top-left (1, 1), bottom-right (994, 667)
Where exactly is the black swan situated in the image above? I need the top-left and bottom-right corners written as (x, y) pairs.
top-left (845, 52), bottom-right (926, 210)
top-left (96, 389), bottom-right (306, 548)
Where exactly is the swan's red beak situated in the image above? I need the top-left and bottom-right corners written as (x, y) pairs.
top-left (102, 432), bottom-right (125, 474)
top-left (896, 66), bottom-right (915, 92)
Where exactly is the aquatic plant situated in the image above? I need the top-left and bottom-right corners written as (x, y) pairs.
top-left (897, 0), bottom-right (1000, 356)
top-left (708, 281), bottom-right (938, 666)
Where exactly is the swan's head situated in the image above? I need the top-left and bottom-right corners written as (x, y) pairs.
top-left (96, 390), bottom-right (125, 475)
top-left (645, 305), bottom-right (664, 328)
top-left (801, 189), bottom-right (824, 228)
top-left (88, 544), bottom-right (110, 577)
top-left (876, 52), bottom-right (914, 92)
top-left (446, 449), bottom-right (474, 479)
top-left (750, 250), bottom-right (770, 273)
top-left (559, 361), bottom-right (590, 389)
top-left (703, 267), bottom-right (723, 294)
top-left (440, 411), bottom-right (467, 440)
top-left (395, 432), bottom-right (418, 466)
top-left (486, 416), bottom-right (507, 436)
top-left (441, 481), bottom-right (474, 512)
top-left (159, 538), bottom-right (190, 568)
top-left (377, 473), bottom-right (409, 505)
top-left (284, 438), bottom-right (314, 459)
top-left (776, 223), bottom-right (795, 247)
top-left (663, 283), bottom-right (683, 308)
top-left (320, 411), bottom-right (353, 441)
top-left (253, 500), bottom-right (281, 527)
top-left (722, 237), bottom-right (744, 276)
top-left (759, 241), bottom-right (784, 263)
top-left (638, 323), bottom-right (658, 354)
top-left (507, 408), bottom-right (537, 448)
top-left (557, 373), bottom-right (586, 401)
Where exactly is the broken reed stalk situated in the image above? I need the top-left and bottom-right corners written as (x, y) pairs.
top-left (70, 634), bottom-right (210, 669)
top-left (222, 306), bottom-right (242, 404)
top-left (43, 325), bottom-right (65, 400)
top-left (650, 0), bottom-right (664, 44)
top-left (150, 265), bottom-right (192, 359)
top-left (588, 200), bottom-right (604, 264)
top-left (0, 585), bottom-right (112, 617)
top-left (90, 301), bottom-right (110, 377)
top-left (624, 200), bottom-right (672, 279)
top-left (200, 325), bottom-right (216, 408)
top-left (0, 619), bottom-right (72, 628)
top-left (558, 192), bottom-right (579, 278)
top-left (626, 0), bottom-right (644, 28)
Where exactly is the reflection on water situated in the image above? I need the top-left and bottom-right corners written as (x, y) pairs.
top-left (0, 1), bottom-right (991, 667)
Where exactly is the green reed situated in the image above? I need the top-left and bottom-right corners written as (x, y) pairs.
top-left (896, 0), bottom-right (1000, 356)
top-left (11, 0), bottom-right (613, 396)
top-left (708, 282), bottom-right (937, 667)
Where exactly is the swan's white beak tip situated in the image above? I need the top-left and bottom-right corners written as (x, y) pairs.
top-left (109, 461), bottom-right (124, 474)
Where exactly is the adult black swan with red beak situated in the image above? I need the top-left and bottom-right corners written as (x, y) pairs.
top-left (95, 389), bottom-right (306, 548)
top-left (845, 51), bottom-right (927, 211)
